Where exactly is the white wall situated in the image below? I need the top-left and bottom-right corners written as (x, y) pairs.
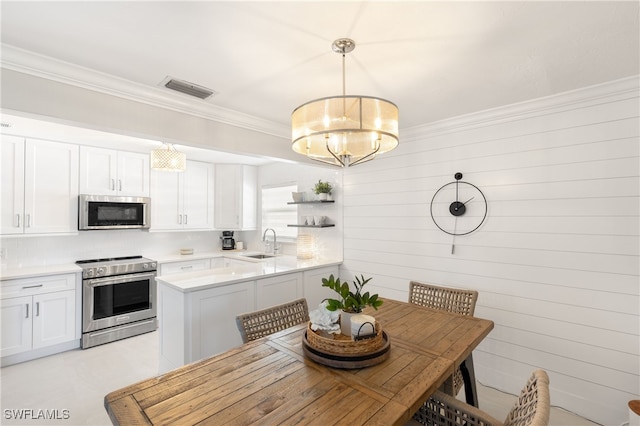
top-left (340, 76), bottom-right (639, 425)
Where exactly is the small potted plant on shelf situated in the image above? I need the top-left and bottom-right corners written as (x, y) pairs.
top-left (313, 180), bottom-right (333, 201)
top-left (322, 274), bottom-right (383, 336)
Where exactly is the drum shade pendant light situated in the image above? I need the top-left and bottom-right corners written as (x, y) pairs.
top-left (291, 38), bottom-right (399, 167)
top-left (150, 143), bottom-right (186, 172)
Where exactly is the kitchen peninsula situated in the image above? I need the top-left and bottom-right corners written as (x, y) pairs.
top-left (155, 253), bottom-right (340, 372)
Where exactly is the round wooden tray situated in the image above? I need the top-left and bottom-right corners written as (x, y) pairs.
top-left (302, 330), bottom-right (391, 369)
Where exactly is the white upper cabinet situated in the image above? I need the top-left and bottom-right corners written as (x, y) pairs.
top-left (214, 164), bottom-right (257, 230)
top-left (151, 160), bottom-right (214, 231)
top-left (1, 136), bottom-right (79, 235)
top-left (79, 147), bottom-right (149, 197)
top-left (1, 136), bottom-right (25, 235)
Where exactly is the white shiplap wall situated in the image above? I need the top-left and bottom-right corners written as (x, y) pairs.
top-left (340, 76), bottom-right (639, 425)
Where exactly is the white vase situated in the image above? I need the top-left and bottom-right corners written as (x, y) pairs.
top-left (318, 193), bottom-right (328, 201)
top-left (340, 310), bottom-right (357, 336)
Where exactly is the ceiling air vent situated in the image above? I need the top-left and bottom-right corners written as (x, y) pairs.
top-left (162, 77), bottom-right (216, 100)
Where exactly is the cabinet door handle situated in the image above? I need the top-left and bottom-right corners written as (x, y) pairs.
top-left (26, 214), bottom-right (31, 228)
top-left (178, 214), bottom-right (182, 224)
top-left (25, 304), bottom-right (29, 319)
top-left (111, 179), bottom-right (115, 191)
top-left (184, 214), bottom-right (188, 225)
top-left (181, 265), bottom-right (193, 270)
top-left (118, 179), bottom-right (122, 192)
top-left (22, 284), bottom-right (43, 290)
top-left (36, 302), bottom-right (40, 316)
top-left (16, 214), bottom-right (20, 228)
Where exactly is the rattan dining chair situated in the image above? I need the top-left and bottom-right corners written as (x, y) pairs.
top-left (411, 369), bottom-right (550, 426)
top-left (235, 298), bottom-right (310, 343)
top-left (408, 281), bottom-right (478, 397)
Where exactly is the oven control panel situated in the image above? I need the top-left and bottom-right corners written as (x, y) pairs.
top-left (77, 257), bottom-right (157, 279)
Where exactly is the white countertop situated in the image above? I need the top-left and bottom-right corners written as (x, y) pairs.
top-left (156, 255), bottom-right (341, 292)
top-left (0, 252), bottom-right (341, 285)
top-left (1, 263), bottom-right (82, 280)
top-left (0, 250), bottom-right (250, 280)
top-left (150, 250), bottom-right (233, 263)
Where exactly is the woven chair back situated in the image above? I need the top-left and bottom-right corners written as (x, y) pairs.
top-left (504, 369), bottom-right (550, 426)
top-left (409, 281), bottom-right (479, 395)
top-left (236, 298), bottom-right (309, 343)
top-left (409, 281), bottom-right (478, 316)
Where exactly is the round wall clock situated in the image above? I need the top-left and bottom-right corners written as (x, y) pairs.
top-left (430, 172), bottom-right (487, 236)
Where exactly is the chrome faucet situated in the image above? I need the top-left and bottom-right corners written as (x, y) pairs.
top-left (262, 228), bottom-right (277, 254)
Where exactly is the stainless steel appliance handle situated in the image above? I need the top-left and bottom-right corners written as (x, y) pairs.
top-left (85, 271), bottom-right (156, 287)
top-left (22, 284), bottom-right (43, 290)
top-left (86, 319), bottom-right (156, 337)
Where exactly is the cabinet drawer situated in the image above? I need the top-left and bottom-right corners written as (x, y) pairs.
top-left (1, 274), bottom-right (76, 299)
top-left (160, 258), bottom-right (211, 275)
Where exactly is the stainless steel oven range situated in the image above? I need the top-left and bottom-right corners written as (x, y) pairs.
top-left (76, 256), bottom-right (157, 349)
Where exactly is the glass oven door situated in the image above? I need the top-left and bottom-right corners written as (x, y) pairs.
top-left (82, 272), bottom-right (157, 333)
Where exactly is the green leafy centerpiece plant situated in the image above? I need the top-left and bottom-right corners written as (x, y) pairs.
top-left (313, 180), bottom-right (333, 200)
top-left (321, 274), bottom-right (383, 336)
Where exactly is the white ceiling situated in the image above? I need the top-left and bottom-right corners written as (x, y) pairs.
top-left (1, 1), bottom-right (639, 153)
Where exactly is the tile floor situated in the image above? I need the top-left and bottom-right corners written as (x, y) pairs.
top-left (0, 332), bottom-right (599, 425)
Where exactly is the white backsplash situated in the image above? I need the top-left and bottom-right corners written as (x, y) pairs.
top-left (0, 230), bottom-right (223, 267)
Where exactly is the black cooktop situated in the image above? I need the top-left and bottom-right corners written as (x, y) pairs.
top-left (76, 255), bottom-right (143, 265)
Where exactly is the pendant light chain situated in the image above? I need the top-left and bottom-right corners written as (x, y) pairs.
top-left (342, 51), bottom-right (346, 117)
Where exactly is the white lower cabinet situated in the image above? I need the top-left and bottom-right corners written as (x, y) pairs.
top-left (157, 264), bottom-right (341, 373)
top-left (1, 274), bottom-right (77, 361)
top-left (303, 265), bottom-right (340, 308)
top-left (32, 290), bottom-right (76, 349)
top-left (1, 296), bottom-right (32, 356)
top-left (159, 280), bottom-right (255, 372)
top-left (256, 273), bottom-right (303, 309)
top-left (190, 282), bottom-right (255, 362)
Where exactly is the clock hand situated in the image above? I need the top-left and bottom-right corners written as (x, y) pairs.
top-left (451, 197), bottom-right (474, 213)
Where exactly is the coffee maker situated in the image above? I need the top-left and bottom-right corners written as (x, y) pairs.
top-left (220, 231), bottom-right (235, 250)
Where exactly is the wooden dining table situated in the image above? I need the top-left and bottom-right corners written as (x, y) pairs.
top-left (105, 299), bottom-right (493, 425)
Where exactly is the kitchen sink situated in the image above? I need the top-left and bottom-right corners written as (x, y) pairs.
top-left (242, 254), bottom-right (276, 259)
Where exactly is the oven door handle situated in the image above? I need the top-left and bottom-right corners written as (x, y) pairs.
top-left (85, 272), bottom-right (156, 286)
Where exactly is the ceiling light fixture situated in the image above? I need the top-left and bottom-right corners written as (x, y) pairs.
top-left (291, 38), bottom-right (399, 167)
top-left (150, 143), bottom-right (186, 172)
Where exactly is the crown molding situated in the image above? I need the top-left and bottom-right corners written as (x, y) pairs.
top-left (0, 44), bottom-right (290, 139)
top-left (402, 75), bottom-right (640, 141)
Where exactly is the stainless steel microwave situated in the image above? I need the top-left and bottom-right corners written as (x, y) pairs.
top-left (79, 195), bottom-right (151, 230)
